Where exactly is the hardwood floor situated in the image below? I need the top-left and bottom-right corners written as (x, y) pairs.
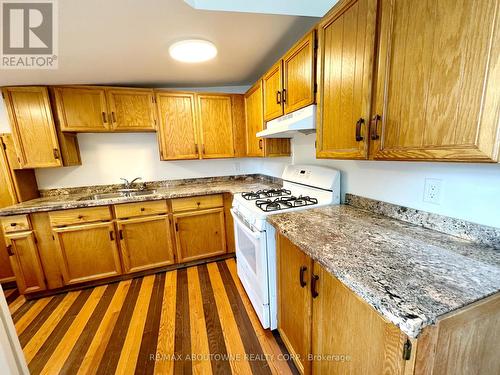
top-left (6, 258), bottom-right (297, 375)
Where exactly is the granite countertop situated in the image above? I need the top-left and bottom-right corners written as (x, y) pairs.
top-left (0, 179), bottom-right (279, 216)
top-left (268, 205), bottom-right (500, 338)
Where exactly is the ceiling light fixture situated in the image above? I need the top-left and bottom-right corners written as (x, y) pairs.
top-left (169, 39), bottom-right (217, 63)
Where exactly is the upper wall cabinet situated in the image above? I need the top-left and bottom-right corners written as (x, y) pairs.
top-left (156, 92), bottom-right (199, 160)
top-left (263, 31), bottom-right (316, 122)
top-left (245, 81), bottom-right (291, 157)
top-left (371, 0), bottom-right (500, 162)
top-left (156, 92), bottom-right (244, 160)
top-left (52, 86), bottom-right (156, 132)
top-left (2, 87), bottom-right (81, 168)
top-left (197, 94), bottom-right (234, 158)
top-left (316, 0), bottom-right (377, 159)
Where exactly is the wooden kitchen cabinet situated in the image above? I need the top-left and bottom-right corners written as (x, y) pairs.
top-left (52, 221), bottom-right (122, 285)
top-left (0, 230), bottom-right (15, 284)
top-left (4, 230), bottom-right (46, 294)
top-left (283, 31), bottom-right (316, 115)
top-left (197, 94), bottom-right (235, 158)
top-left (311, 262), bottom-right (408, 374)
top-left (117, 215), bottom-right (175, 273)
top-left (106, 88), bottom-right (156, 131)
top-left (263, 61), bottom-right (284, 122)
top-left (316, 0), bottom-right (377, 159)
top-left (277, 234), bottom-right (313, 374)
top-left (156, 92), bottom-right (200, 160)
top-left (2, 87), bottom-right (64, 168)
top-left (370, 0), bottom-right (500, 162)
top-left (52, 86), bottom-right (110, 132)
top-left (173, 207), bottom-right (226, 263)
top-left (245, 81), bottom-right (291, 157)
top-left (263, 31), bottom-right (316, 122)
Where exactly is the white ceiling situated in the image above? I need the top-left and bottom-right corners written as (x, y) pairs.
top-left (0, 0), bottom-right (319, 87)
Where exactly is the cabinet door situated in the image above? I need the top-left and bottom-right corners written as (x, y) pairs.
top-left (277, 235), bottom-right (312, 375)
top-left (156, 92), bottom-right (199, 160)
top-left (53, 222), bottom-right (122, 285)
top-left (316, 0), bottom-right (377, 159)
top-left (106, 88), bottom-right (156, 131)
top-left (117, 215), bottom-right (175, 273)
top-left (5, 231), bottom-right (46, 294)
top-left (197, 94), bottom-right (235, 158)
top-left (245, 81), bottom-right (265, 157)
top-left (311, 262), bottom-right (408, 374)
top-left (0, 230), bottom-right (15, 283)
top-left (283, 31), bottom-right (316, 115)
top-left (52, 87), bottom-right (110, 132)
top-left (263, 61), bottom-right (284, 122)
top-left (173, 208), bottom-right (226, 263)
top-left (2, 87), bottom-right (62, 168)
top-left (372, 0), bottom-right (500, 162)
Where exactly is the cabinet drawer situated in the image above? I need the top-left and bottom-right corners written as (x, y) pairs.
top-left (114, 200), bottom-right (168, 219)
top-left (1, 215), bottom-right (30, 233)
top-left (49, 206), bottom-right (112, 227)
top-left (171, 194), bottom-right (223, 212)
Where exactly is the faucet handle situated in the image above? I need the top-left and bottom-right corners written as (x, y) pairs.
top-left (130, 177), bottom-right (142, 185)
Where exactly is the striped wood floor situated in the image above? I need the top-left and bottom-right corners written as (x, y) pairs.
top-left (6, 259), bottom-right (297, 375)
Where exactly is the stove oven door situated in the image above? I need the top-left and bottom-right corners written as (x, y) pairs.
top-left (230, 209), bottom-right (270, 328)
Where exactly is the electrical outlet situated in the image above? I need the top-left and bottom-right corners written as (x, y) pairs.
top-left (423, 178), bottom-right (442, 204)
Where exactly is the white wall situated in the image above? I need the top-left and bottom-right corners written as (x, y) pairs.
top-left (0, 100), bottom-right (10, 133)
top-left (35, 133), bottom-right (263, 188)
top-left (261, 133), bottom-right (500, 228)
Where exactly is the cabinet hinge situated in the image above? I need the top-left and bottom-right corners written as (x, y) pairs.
top-left (402, 339), bottom-right (412, 361)
top-left (175, 222), bottom-right (179, 232)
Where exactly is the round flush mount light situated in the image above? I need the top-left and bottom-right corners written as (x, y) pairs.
top-left (169, 39), bottom-right (217, 63)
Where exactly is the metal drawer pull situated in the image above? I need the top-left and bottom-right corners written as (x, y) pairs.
top-left (6, 245), bottom-right (13, 256)
top-left (311, 274), bottom-right (319, 298)
top-left (102, 112), bottom-right (108, 123)
top-left (355, 118), bottom-right (365, 142)
top-left (276, 91), bottom-right (281, 104)
top-left (371, 114), bottom-right (381, 140)
top-left (299, 266), bottom-right (307, 287)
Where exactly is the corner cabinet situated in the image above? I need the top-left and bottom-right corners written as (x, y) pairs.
top-left (316, 0), bottom-right (377, 159)
top-left (263, 30), bottom-right (316, 122)
top-left (245, 81), bottom-right (291, 157)
top-left (277, 234), bottom-right (410, 374)
top-left (2, 87), bottom-right (81, 168)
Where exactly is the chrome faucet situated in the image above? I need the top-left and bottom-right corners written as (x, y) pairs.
top-left (120, 177), bottom-right (142, 191)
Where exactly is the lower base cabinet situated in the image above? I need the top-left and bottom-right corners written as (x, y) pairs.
top-left (117, 215), bottom-right (175, 273)
top-left (5, 230), bottom-right (46, 294)
top-left (277, 233), bottom-right (500, 375)
top-left (0, 229), bottom-right (15, 283)
top-left (53, 222), bottom-right (122, 284)
top-left (173, 207), bottom-right (226, 262)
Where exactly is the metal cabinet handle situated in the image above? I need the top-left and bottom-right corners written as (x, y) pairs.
top-left (202, 144), bottom-right (206, 154)
top-left (53, 148), bottom-right (60, 160)
top-left (102, 112), bottom-right (108, 123)
top-left (175, 222), bottom-right (179, 232)
top-left (195, 144), bottom-right (199, 154)
top-left (311, 274), bottom-right (319, 298)
top-left (6, 245), bottom-right (13, 256)
top-left (259, 139), bottom-right (263, 150)
top-left (299, 266), bottom-right (307, 288)
top-left (119, 229), bottom-right (123, 240)
top-left (371, 114), bottom-right (381, 140)
top-left (109, 231), bottom-right (115, 241)
top-left (111, 111), bottom-right (117, 123)
top-left (355, 118), bottom-right (365, 142)
top-left (282, 89), bottom-right (286, 104)
top-left (276, 91), bottom-right (281, 104)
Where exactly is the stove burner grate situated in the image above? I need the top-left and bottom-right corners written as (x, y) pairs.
top-left (255, 196), bottom-right (318, 212)
top-left (242, 188), bottom-right (291, 200)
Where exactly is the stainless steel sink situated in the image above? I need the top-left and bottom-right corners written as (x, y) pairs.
top-left (78, 190), bottom-right (157, 201)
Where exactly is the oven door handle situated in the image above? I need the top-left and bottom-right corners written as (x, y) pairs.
top-left (230, 209), bottom-right (263, 240)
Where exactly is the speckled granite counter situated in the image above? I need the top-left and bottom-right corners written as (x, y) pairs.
top-left (0, 177), bottom-right (279, 216)
top-left (268, 205), bottom-right (500, 338)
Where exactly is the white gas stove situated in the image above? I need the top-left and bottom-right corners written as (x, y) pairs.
top-left (231, 165), bottom-right (340, 330)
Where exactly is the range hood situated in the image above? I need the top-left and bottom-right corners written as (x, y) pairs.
top-left (256, 104), bottom-right (316, 138)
